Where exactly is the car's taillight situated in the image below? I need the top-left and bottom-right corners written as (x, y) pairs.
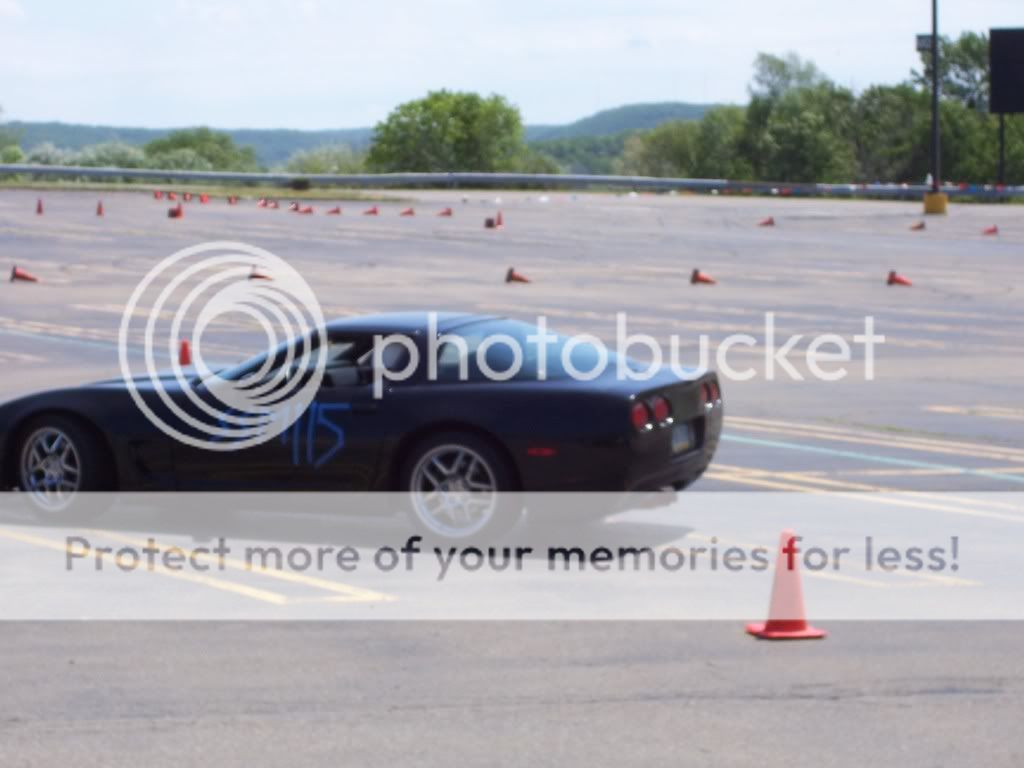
top-left (631, 401), bottom-right (652, 431)
top-left (651, 395), bottom-right (671, 423)
top-left (709, 380), bottom-right (721, 402)
top-left (701, 382), bottom-right (712, 406)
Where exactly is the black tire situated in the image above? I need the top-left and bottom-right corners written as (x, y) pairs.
top-left (15, 413), bottom-right (114, 518)
top-left (398, 431), bottom-right (522, 543)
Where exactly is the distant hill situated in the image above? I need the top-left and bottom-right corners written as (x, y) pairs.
top-left (3, 102), bottom-right (714, 168)
top-left (524, 102), bottom-right (714, 142)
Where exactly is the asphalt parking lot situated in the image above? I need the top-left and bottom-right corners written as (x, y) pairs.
top-left (1, 188), bottom-right (1022, 765)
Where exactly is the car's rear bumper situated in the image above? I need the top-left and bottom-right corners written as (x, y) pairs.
top-left (515, 401), bottom-right (723, 492)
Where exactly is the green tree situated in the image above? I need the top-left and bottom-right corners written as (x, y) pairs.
top-left (284, 144), bottom-right (365, 174)
top-left (144, 128), bottom-right (260, 171)
top-left (853, 85), bottom-right (931, 182)
top-left (77, 142), bottom-right (147, 168)
top-left (913, 31), bottom-right (989, 111)
top-left (0, 144), bottom-right (24, 163)
top-left (615, 121), bottom-right (699, 177)
top-left (367, 91), bottom-right (525, 172)
top-left (750, 52), bottom-right (826, 101)
top-left (691, 106), bottom-right (752, 179)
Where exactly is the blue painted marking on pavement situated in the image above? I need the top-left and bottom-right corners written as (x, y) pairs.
top-left (721, 433), bottom-right (1024, 485)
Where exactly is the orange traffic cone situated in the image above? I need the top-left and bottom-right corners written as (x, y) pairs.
top-left (199, 194), bottom-right (210, 204)
top-left (267, 200), bottom-right (279, 209)
top-left (248, 265), bottom-right (272, 281)
top-left (887, 270), bottom-right (912, 286)
top-left (363, 206), bottom-right (379, 216)
top-left (326, 206), bottom-right (342, 215)
top-left (168, 204), bottom-right (184, 219)
top-left (96, 200), bottom-right (104, 217)
top-left (288, 202), bottom-right (300, 212)
top-left (183, 192), bottom-right (193, 202)
top-left (257, 198), bottom-right (268, 208)
top-left (982, 225), bottom-right (999, 236)
top-left (299, 205), bottom-right (314, 214)
top-left (168, 192), bottom-right (178, 201)
top-left (758, 216), bottom-right (775, 227)
top-left (505, 267), bottom-right (530, 284)
top-left (228, 196), bottom-right (238, 205)
top-left (10, 265), bottom-right (39, 283)
top-left (400, 207), bottom-right (415, 217)
top-left (746, 530), bottom-right (826, 640)
top-left (153, 190), bottom-right (164, 200)
top-left (437, 207), bottom-right (453, 217)
top-left (178, 339), bottom-right (192, 366)
top-left (495, 210), bottom-right (504, 228)
top-left (35, 199), bottom-right (43, 215)
top-left (690, 268), bottom-right (717, 285)
top-left (910, 221), bottom-right (925, 231)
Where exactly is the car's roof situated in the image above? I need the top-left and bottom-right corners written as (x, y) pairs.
top-left (325, 312), bottom-right (501, 336)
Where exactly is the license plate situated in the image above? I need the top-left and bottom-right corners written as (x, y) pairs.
top-left (671, 423), bottom-right (692, 454)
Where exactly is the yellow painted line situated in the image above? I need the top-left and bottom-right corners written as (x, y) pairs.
top-left (925, 405), bottom-right (1024, 423)
top-left (96, 531), bottom-right (394, 604)
top-left (0, 527), bottom-right (288, 604)
top-left (698, 472), bottom-right (981, 586)
top-left (728, 416), bottom-right (1024, 463)
top-left (715, 463), bottom-right (1024, 515)
top-left (713, 463), bottom-right (1023, 524)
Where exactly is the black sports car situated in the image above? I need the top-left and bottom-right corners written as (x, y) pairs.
top-left (0, 313), bottom-right (722, 539)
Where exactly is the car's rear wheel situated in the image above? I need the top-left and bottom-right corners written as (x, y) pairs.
top-left (17, 414), bottom-right (113, 512)
top-left (400, 431), bottom-right (522, 542)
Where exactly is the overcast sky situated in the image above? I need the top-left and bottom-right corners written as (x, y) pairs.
top-left (0, 0), bottom-right (1019, 129)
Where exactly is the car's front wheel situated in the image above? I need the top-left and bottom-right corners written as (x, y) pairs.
top-left (399, 431), bottom-right (522, 542)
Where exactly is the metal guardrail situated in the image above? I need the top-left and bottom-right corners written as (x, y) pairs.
top-left (0, 163), bottom-right (1020, 197)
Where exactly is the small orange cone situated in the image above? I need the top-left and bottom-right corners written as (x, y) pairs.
top-left (887, 270), bottom-right (912, 286)
top-left (910, 221), bottom-right (925, 231)
top-left (437, 207), bottom-right (453, 217)
top-left (168, 204), bottom-right (184, 219)
top-left (982, 225), bottom-right (999, 236)
top-left (299, 205), bottom-right (314, 214)
top-left (690, 268), bottom-right (717, 285)
top-left (267, 200), bottom-right (279, 209)
top-left (96, 200), bottom-right (104, 217)
top-left (758, 216), bottom-right (775, 227)
top-left (228, 196), bottom-right (238, 205)
top-left (400, 207), bottom-right (415, 217)
top-left (288, 202), bottom-right (300, 212)
top-left (505, 267), bottom-right (530, 284)
top-left (153, 190), bottom-right (164, 200)
top-left (35, 199), bottom-right (43, 215)
top-left (199, 194), bottom-right (210, 204)
top-left (168, 192), bottom-right (178, 201)
top-left (178, 339), bottom-right (192, 366)
top-left (326, 206), bottom-right (342, 215)
top-left (183, 192), bottom-right (193, 202)
top-left (10, 265), bottom-right (39, 283)
top-left (746, 530), bottom-right (826, 640)
top-left (495, 210), bottom-right (504, 228)
top-left (363, 206), bottom-right (379, 216)
top-left (257, 197), bottom-right (268, 208)
top-left (248, 265), bottom-right (272, 281)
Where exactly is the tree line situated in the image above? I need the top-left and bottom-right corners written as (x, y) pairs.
top-left (1, 33), bottom-right (1020, 184)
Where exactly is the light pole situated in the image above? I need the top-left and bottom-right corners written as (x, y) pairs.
top-left (924, 0), bottom-right (948, 213)
top-left (930, 0), bottom-right (940, 193)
